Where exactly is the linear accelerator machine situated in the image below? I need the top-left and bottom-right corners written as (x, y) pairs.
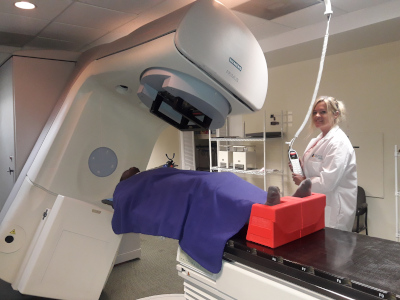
top-left (0, 1), bottom-right (267, 299)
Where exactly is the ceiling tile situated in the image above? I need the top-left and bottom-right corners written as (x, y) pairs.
top-left (39, 22), bottom-right (106, 45)
top-left (272, 3), bottom-right (327, 28)
top-left (0, 12), bottom-right (49, 35)
top-left (0, 0), bottom-right (73, 20)
top-left (232, 11), bottom-right (292, 41)
top-left (25, 36), bottom-right (81, 51)
top-left (54, 2), bottom-right (138, 31)
top-left (0, 0), bottom-right (398, 68)
top-left (78, 0), bottom-right (165, 14)
top-left (233, 11), bottom-right (266, 28)
top-left (0, 32), bottom-right (34, 47)
top-left (78, 0), bottom-right (193, 51)
top-left (251, 23), bottom-right (292, 40)
top-left (231, 0), bottom-right (320, 20)
top-left (0, 45), bottom-right (21, 53)
top-left (331, 0), bottom-right (390, 13)
top-left (219, 0), bottom-right (249, 9)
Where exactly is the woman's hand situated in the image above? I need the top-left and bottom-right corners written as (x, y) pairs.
top-left (292, 173), bottom-right (306, 186)
top-left (289, 157), bottom-right (305, 185)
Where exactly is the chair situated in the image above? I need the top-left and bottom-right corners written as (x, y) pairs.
top-left (352, 186), bottom-right (368, 235)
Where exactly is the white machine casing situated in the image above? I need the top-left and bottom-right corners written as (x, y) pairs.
top-left (175, 0), bottom-right (267, 112)
top-left (0, 1), bottom-right (268, 299)
top-left (177, 247), bottom-right (332, 300)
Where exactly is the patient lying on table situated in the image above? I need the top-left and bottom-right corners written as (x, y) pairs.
top-left (119, 166), bottom-right (312, 205)
top-left (111, 167), bottom-right (311, 273)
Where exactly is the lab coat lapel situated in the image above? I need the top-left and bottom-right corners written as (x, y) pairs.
top-left (322, 125), bottom-right (339, 142)
top-left (303, 126), bottom-right (339, 160)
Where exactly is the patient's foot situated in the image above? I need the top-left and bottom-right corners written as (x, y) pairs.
top-left (292, 178), bottom-right (312, 198)
top-left (265, 186), bottom-right (281, 206)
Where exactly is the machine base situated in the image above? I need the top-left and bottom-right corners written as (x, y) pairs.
top-left (115, 233), bottom-right (141, 265)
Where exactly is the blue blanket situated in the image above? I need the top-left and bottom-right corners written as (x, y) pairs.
top-left (111, 168), bottom-right (266, 273)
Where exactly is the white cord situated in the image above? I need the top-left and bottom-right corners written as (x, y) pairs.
top-left (288, 9), bottom-right (332, 150)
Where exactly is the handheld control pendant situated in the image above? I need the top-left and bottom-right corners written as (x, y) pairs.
top-left (289, 149), bottom-right (304, 176)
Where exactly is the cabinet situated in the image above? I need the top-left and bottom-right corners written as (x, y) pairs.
top-left (209, 112), bottom-right (286, 193)
top-left (0, 56), bottom-right (75, 211)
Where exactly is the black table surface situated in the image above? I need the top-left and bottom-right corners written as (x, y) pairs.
top-left (226, 227), bottom-right (400, 298)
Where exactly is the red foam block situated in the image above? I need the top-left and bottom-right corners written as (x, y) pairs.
top-left (246, 193), bottom-right (326, 248)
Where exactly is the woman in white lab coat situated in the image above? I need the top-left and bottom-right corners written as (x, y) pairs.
top-left (291, 96), bottom-right (357, 231)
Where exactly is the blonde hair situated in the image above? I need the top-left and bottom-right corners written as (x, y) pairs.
top-left (310, 96), bottom-right (346, 129)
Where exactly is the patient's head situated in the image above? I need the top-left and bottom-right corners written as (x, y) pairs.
top-left (120, 167), bottom-right (140, 181)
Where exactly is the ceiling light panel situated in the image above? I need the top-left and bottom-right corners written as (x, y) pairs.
top-left (0, 0), bottom-right (72, 19)
top-left (15, 1), bottom-right (35, 9)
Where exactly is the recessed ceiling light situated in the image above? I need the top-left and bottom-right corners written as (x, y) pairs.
top-left (15, 1), bottom-right (36, 10)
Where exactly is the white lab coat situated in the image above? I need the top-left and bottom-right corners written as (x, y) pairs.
top-left (303, 126), bottom-right (357, 231)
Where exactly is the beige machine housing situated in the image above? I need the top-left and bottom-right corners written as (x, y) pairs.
top-left (0, 1), bottom-right (268, 299)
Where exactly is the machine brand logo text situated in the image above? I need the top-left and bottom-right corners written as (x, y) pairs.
top-left (226, 70), bottom-right (238, 82)
top-left (229, 57), bottom-right (242, 71)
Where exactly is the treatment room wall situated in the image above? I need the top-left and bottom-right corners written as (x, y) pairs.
top-left (243, 39), bottom-right (400, 241)
top-left (147, 126), bottom-right (181, 170)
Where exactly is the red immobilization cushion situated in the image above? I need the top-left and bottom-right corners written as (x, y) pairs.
top-left (246, 193), bottom-right (326, 248)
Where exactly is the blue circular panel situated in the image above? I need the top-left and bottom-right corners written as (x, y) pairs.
top-left (88, 147), bottom-right (118, 177)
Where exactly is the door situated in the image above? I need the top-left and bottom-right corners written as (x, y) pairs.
top-left (0, 59), bottom-right (16, 211)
